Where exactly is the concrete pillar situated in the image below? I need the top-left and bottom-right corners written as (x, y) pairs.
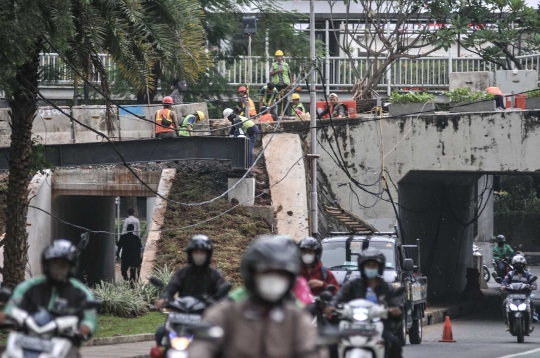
top-left (146, 197), bottom-right (157, 242)
top-left (399, 182), bottom-right (475, 301)
top-left (227, 178), bottom-right (255, 206)
top-left (475, 175), bottom-right (494, 267)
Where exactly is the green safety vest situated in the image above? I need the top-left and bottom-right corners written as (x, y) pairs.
top-left (271, 62), bottom-right (291, 85)
top-left (238, 116), bottom-right (255, 133)
top-left (292, 103), bottom-right (306, 113)
top-left (178, 114), bottom-right (195, 137)
top-left (261, 86), bottom-right (277, 106)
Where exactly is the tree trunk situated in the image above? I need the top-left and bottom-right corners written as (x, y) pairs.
top-left (4, 48), bottom-right (41, 287)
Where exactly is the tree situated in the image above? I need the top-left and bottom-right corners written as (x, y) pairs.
top-left (453, 0), bottom-right (540, 70)
top-left (0, 0), bottom-right (209, 286)
top-left (328, 0), bottom-right (456, 98)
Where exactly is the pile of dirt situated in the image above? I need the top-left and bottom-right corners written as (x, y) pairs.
top-left (154, 161), bottom-right (272, 287)
top-left (251, 148), bottom-right (271, 206)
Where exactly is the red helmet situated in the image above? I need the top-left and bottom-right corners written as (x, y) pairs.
top-left (238, 86), bottom-right (247, 93)
top-left (162, 96), bottom-right (174, 104)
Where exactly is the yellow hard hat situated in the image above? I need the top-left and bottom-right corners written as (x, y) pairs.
top-left (292, 93), bottom-right (300, 100)
top-left (196, 111), bottom-right (205, 121)
top-left (275, 50), bottom-right (284, 56)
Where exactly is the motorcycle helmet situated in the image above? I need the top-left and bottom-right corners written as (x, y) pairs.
top-left (240, 235), bottom-right (300, 303)
top-left (186, 235), bottom-right (213, 266)
top-left (298, 237), bottom-right (322, 262)
top-left (496, 235), bottom-right (506, 244)
top-left (41, 239), bottom-right (78, 283)
top-left (357, 247), bottom-right (386, 275)
top-left (512, 255), bottom-right (527, 270)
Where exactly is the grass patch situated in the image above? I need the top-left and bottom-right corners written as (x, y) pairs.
top-left (155, 167), bottom-right (272, 288)
top-left (95, 312), bottom-right (165, 338)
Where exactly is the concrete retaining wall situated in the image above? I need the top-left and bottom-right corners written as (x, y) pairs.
top-left (72, 105), bottom-right (118, 143)
top-left (449, 72), bottom-right (493, 91)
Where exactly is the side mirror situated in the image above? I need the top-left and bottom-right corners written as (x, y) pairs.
top-left (402, 258), bottom-right (414, 272)
top-left (495, 277), bottom-right (503, 284)
top-left (150, 277), bottom-right (165, 288)
top-left (214, 283), bottom-right (232, 300)
top-left (326, 285), bottom-right (337, 293)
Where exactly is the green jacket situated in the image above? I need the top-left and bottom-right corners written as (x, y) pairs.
top-left (271, 62), bottom-right (291, 85)
top-left (493, 244), bottom-right (514, 260)
top-left (178, 114), bottom-right (197, 137)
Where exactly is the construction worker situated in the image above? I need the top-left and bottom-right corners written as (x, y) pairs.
top-left (155, 96), bottom-right (178, 139)
top-left (237, 86), bottom-right (257, 117)
top-left (291, 93), bottom-right (305, 115)
top-left (178, 111), bottom-right (205, 137)
top-left (270, 50), bottom-right (292, 115)
top-left (259, 82), bottom-right (279, 115)
top-left (318, 93), bottom-right (348, 119)
top-left (224, 108), bottom-right (260, 165)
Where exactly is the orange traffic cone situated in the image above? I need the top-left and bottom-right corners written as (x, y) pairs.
top-left (439, 316), bottom-right (456, 342)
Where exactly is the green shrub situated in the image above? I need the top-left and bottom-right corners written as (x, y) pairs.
top-left (92, 281), bottom-right (149, 318)
top-left (446, 88), bottom-right (495, 103)
top-left (136, 265), bottom-right (176, 304)
top-left (389, 92), bottom-right (435, 104)
top-left (527, 89), bottom-right (540, 98)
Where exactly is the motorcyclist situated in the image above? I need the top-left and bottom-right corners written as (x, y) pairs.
top-left (299, 236), bottom-right (340, 296)
top-left (493, 235), bottom-right (514, 276)
top-left (501, 255), bottom-right (538, 330)
top-left (333, 247), bottom-right (403, 358)
top-left (154, 235), bottom-right (226, 346)
top-left (188, 234), bottom-right (319, 358)
top-left (0, 239), bottom-right (97, 358)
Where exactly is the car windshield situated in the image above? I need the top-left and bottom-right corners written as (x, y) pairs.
top-left (321, 240), bottom-right (396, 270)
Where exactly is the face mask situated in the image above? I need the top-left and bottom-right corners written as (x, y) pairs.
top-left (302, 254), bottom-right (315, 265)
top-left (192, 253), bottom-right (207, 266)
top-left (255, 273), bottom-right (290, 302)
top-left (364, 268), bottom-right (379, 279)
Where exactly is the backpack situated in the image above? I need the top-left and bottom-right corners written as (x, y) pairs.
top-left (177, 80), bottom-right (188, 92)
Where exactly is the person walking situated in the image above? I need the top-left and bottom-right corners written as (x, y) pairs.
top-left (155, 96), bottom-right (178, 138)
top-left (122, 208), bottom-right (140, 238)
top-left (116, 224), bottom-right (143, 284)
top-left (223, 108), bottom-right (259, 165)
top-left (178, 111), bottom-right (205, 137)
top-left (237, 86), bottom-right (257, 117)
top-left (270, 50), bottom-right (292, 115)
top-left (259, 82), bottom-right (279, 115)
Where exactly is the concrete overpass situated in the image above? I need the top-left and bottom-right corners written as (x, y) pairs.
top-left (313, 110), bottom-right (540, 300)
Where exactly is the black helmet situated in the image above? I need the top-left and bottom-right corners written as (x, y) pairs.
top-left (496, 235), bottom-right (506, 243)
top-left (357, 247), bottom-right (386, 275)
top-left (267, 82), bottom-right (275, 90)
top-left (241, 235), bottom-right (300, 300)
top-left (298, 237), bottom-right (322, 261)
top-left (186, 235), bottom-right (213, 266)
top-left (41, 239), bottom-right (78, 282)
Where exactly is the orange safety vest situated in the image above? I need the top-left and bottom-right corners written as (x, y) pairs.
top-left (155, 109), bottom-right (175, 134)
top-left (242, 95), bottom-right (257, 117)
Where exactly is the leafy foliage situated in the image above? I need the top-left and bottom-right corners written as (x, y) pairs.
top-left (446, 88), bottom-right (495, 102)
top-left (389, 92), bottom-right (435, 104)
top-left (91, 281), bottom-right (149, 318)
top-left (527, 89), bottom-right (540, 99)
top-left (495, 176), bottom-right (540, 215)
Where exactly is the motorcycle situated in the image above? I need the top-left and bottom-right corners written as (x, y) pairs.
top-left (1, 292), bottom-right (102, 358)
top-left (495, 275), bottom-right (537, 343)
top-left (473, 244), bottom-right (490, 283)
top-left (149, 277), bottom-right (231, 358)
top-left (492, 255), bottom-right (514, 280)
top-left (333, 287), bottom-right (405, 358)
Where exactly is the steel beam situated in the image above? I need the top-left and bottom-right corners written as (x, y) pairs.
top-left (0, 137), bottom-right (250, 170)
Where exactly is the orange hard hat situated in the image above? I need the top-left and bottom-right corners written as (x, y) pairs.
top-left (162, 96), bottom-right (174, 104)
top-left (238, 86), bottom-right (247, 93)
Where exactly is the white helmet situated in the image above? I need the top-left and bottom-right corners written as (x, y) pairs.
top-left (512, 255), bottom-right (527, 266)
top-left (223, 108), bottom-right (234, 119)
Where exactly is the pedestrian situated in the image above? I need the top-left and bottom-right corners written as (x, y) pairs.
top-left (486, 86), bottom-right (506, 110)
top-left (259, 82), bottom-right (279, 116)
top-left (178, 111), bottom-right (205, 137)
top-left (223, 108), bottom-right (260, 165)
top-left (155, 96), bottom-right (178, 139)
top-left (236, 86), bottom-right (257, 117)
top-left (270, 50), bottom-right (292, 115)
top-left (122, 208), bottom-right (140, 237)
top-left (318, 93), bottom-right (348, 119)
top-left (117, 224), bottom-right (143, 285)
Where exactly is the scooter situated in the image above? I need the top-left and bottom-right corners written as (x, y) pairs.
top-left (149, 277), bottom-right (231, 358)
top-left (333, 287), bottom-right (405, 358)
top-left (495, 275), bottom-right (537, 343)
top-left (492, 256), bottom-right (514, 280)
top-left (1, 298), bottom-right (102, 358)
top-left (473, 244), bottom-right (490, 283)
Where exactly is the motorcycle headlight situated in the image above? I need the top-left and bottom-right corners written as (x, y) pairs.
top-left (353, 308), bottom-right (369, 322)
top-left (170, 336), bottom-right (192, 351)
top-left (167, 349), bottom-right (189, 358)
top-left (518, 303), bottom-right (528, 311)
top-left (509, 303), bottom-right (518, 311)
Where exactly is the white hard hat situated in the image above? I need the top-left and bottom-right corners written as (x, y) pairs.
top-left (223, 108), bottom-right (234, 118)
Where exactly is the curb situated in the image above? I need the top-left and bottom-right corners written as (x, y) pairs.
top-left (83, 333), bottom-right (154, 347)
top-left (422, 291), bottom-right (501, 327)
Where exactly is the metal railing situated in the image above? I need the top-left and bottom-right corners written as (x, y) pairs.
top-left (39, 53), bottom-right (540, 91)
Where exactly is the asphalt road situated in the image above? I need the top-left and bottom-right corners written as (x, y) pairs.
top-left (404, 267), bottom-right (540, 358)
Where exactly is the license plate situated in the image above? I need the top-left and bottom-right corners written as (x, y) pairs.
top-left (340, 322), bottom-right (376, 333)
top-left (510, 294), bottom-right (527, 300)
top-left (168, 313), bottom-right (202, 324)
top-left (16, 335), bottom-right (53, 352)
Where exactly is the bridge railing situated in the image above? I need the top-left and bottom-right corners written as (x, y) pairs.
top-left (39, 53), bottom-right (540, 91)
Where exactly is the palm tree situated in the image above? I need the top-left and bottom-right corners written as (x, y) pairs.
top-left (0, 0), bottom-right (210, 286)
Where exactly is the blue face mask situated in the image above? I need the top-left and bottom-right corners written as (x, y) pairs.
top-left (364, 268), bottom-right (379, 279)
